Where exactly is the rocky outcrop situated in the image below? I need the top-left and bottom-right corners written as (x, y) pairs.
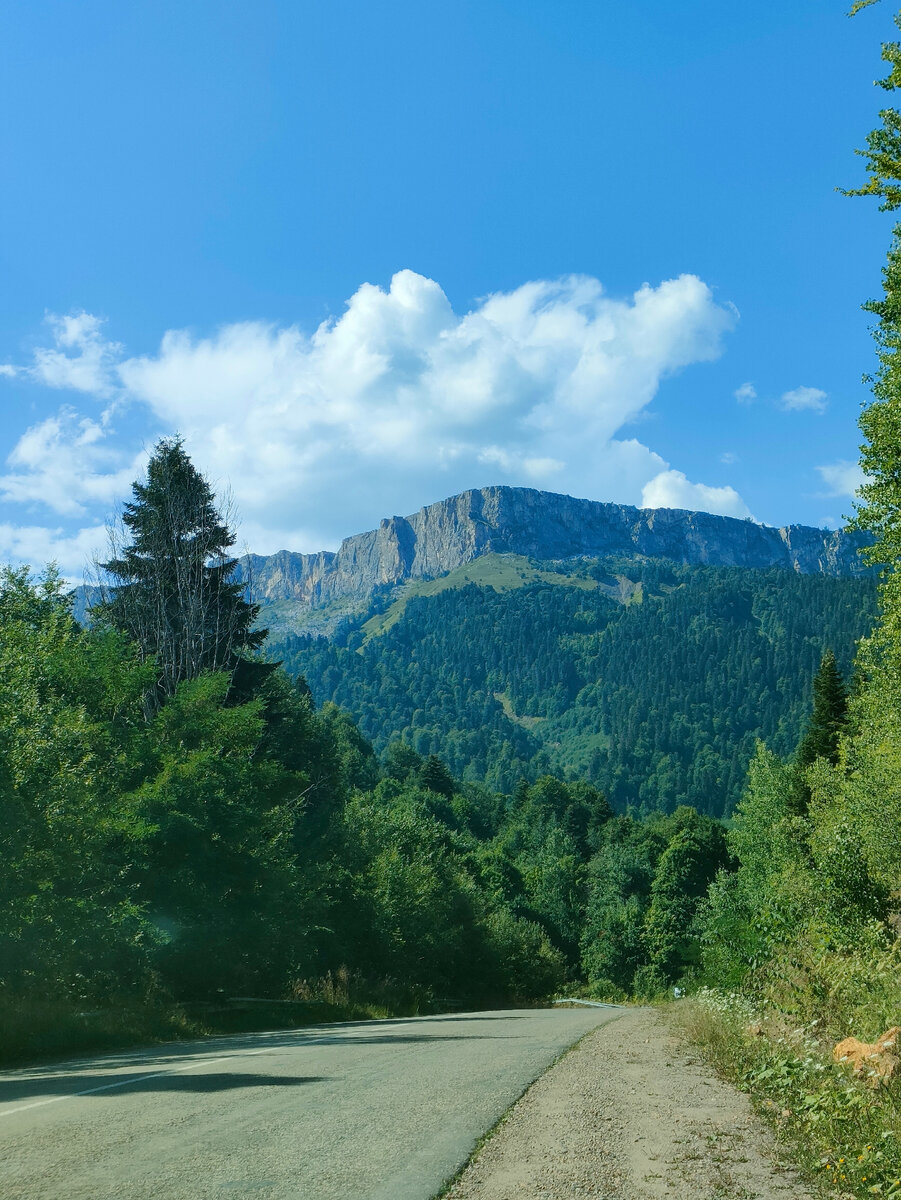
top-left (234, 486), bottom-right (873, 608)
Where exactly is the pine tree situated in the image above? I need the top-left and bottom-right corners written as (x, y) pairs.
top-left (419, 754), bottom-right (455, 798)
top-left (94, 438), bottom-right (269, 707)
top-left (796, 650), bottom-right (848, 772)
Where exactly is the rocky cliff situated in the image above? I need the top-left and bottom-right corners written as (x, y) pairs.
top-left (234, 486), bottom-right (873, 609)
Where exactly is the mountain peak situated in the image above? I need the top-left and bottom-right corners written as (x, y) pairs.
top-left (235, 486), bottom-right (872, 610)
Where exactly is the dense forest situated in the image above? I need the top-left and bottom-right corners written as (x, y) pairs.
top-left (272, 560), bottom-right (876, 815)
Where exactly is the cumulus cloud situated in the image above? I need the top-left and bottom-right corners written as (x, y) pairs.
top-left (0, 521), bottom-right (108, 580)
top-left (0, 408), bottom-right (146, 516)
top-left (781, 385), bottom-right (828, 414)
top-left (720, 451), bottom-right (738, 465)
top-left (29, 312), bottom-right (123, 398)
top-left (816, 460), bottom-right (866, 498)
top-left (0, 270), bottom-right (746, 554)
top-left (640, 469), bottom-right (753, 519)
top-left (734, 382), bottom-right (756, 404)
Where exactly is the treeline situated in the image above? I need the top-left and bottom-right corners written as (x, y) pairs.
top-left (0, 441), bottom-right (751, 1049)
top-left (273, 561), bottom-right (876, 815)
top-left (0, 563), bottom-right (728, 1018)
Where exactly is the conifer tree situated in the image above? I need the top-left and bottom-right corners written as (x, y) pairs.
top-left (796, 649), bottom-right (848, 772)
top-left (95, 438), bottom-right (269, 707)
top-left (419, 754), bottom-right (455, 798)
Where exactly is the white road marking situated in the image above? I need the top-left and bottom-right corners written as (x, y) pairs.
top-left (0, 1044), bottom-right (279, 1119)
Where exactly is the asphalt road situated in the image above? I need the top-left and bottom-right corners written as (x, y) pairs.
top-left (0, 1006), bottom-right (621, 1200)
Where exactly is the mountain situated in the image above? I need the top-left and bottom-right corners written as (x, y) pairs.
top-left (235, 487), bottom-right (872, 628)
top-left (272, 553), bottom-right (877, 816)
top-left (72, 487), bottom-right (878, 815)
top-left (259, 487), bottom-right (877, 816)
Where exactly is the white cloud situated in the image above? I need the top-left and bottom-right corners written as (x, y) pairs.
top-left (734, 382), bottom-right (756, 404)
top-left (0, 269), bottom-right (741, 552)
top-left (781, 385), bottom-right (828, 414)
top-left (0, 364), bottom-right (17, 378)
top-left (720, 451), bottom-right (738, 464)
top-left (29, 312), bottom-right (122, 398)
top-left (0, 521), bottom-right (108, 581)
top-left (640, 469), bottom-right (753, 519)
top-left (816, 459), bottom-right (866, 498)
top-left (0, 408), bottom-right (146, 516)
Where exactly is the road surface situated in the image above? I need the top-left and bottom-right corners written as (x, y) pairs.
top-left (0, 1006), bottom-right (620, 1200)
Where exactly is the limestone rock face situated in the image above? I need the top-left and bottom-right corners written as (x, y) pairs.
top-left (234, 486), bottom-right (873, 608)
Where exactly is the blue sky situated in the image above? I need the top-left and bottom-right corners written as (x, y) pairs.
top-left (0, 0), bottom-right (894, 575)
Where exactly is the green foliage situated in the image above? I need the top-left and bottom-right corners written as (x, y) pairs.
top-left (680, 991), bottom-right (901, 1200)
top-left (0, 555), bottom-right (592, 1045)
top-left (0, 567), bottom-right (157, 1003)
top-left (274, 561), bottom-right (875, 815)
top-left (643, 812), bottom-right (729, 983)
top-left (581, 807), bottom-right (728, 994)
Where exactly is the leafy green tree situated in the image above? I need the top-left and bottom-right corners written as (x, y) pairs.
top-left (580, 816), bottom-right (668, 993)
top-left (125, 670), bottom-right (329, 998)
top-left (642, 810), bottom-right (729, 984)
top-left (0, 568), bottom-right (156, 1001)
top-left (699, 744), bottom-right (814, 988)
top-left (96, 438), bottom-right (269, 708)
top-left (319, 702), bottom-right (381, 792)
top-left (844, 11), bottom-right (901, 693)
top-left (383, 741), bottom-right (424, 782)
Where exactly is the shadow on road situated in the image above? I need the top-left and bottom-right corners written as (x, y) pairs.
top-left (2, 1015), bottom-right (539, 1071)
top-left (0, 1072), bottom-right (330, 1106)
top-left (0, 1027), bottom-right (538, 1104)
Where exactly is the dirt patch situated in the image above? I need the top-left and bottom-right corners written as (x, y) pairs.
top-left (441, 1006), bottom-right (814, 1200)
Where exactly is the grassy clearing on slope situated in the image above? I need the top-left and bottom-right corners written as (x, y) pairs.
top-left (674, 991), bottom-right (901, 1199)
top-left (360, 553), bottom-right (597, 642)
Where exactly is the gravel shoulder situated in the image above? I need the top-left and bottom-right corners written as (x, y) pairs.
top-left (442, 1005), bottom-right (815, 1200)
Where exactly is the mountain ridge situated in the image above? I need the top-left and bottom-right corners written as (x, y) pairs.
top-left (235, 486), bottom-right (873, 612)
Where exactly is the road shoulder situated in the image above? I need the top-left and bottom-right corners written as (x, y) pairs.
top-left (441, 1005), bottom-right (814, 1200)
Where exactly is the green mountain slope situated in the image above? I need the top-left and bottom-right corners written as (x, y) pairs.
top-left (271, 555), bottom-right (878, 816)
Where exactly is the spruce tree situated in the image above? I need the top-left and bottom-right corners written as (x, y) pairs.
top-left (95, 438), bottom-right (269, 706)
top-left (796, 650), bottom-right (848, 771)
top-left (419, 754), bottom-right (455, 798)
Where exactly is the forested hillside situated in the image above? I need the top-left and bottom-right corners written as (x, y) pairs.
top-left (273, 557), bottom-right (877, 815)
